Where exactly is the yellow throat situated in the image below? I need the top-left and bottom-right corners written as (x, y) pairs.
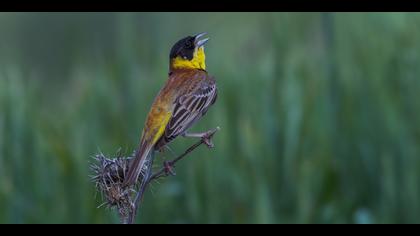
top-left (171, 47), bottom-right (206, 70)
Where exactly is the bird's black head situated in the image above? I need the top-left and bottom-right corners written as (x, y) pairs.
top-left (169, 33), bottom-right (209, 70)
top-left (169, 36), bottom-right (196, 60)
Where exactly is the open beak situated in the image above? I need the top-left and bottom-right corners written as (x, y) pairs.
top-left (194, 32), bottom-right (209, 48)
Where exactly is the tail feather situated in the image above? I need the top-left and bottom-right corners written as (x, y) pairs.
top-left (123, 142), bottom-right (153, 187)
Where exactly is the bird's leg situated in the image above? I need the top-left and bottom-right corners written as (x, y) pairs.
top-left (162, 146), bottom-right (177, 176)
top-left (182, 127), bottom-right (220, 148)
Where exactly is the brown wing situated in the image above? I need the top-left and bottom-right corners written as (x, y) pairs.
top-left (155, 76), bottom-right (217, 149)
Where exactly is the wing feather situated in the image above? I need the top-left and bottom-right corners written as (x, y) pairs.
top-left (155, 78), bottom-right (217, 148)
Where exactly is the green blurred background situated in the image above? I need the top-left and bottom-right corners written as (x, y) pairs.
top-left (1, 12), bottom-right (420, 224)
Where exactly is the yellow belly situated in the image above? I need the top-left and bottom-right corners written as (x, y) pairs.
top-left (150, 111), bottom-right (172, 144)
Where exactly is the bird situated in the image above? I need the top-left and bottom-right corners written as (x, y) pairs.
top-left (123, 32), bottom-right (218, 187)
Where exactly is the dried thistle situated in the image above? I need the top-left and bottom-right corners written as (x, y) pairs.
top-left (90, 127), bottom-right (219, 224)
top-left (90, 153), bottom-right (132, 221)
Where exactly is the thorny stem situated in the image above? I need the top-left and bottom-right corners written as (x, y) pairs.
top-left (125, 127), bottom-right (219, 224)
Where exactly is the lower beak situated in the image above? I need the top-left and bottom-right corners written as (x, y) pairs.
top-left (194, 32), bottom-right (209, 47)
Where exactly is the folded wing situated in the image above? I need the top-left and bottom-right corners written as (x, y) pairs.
top-left (155, 77), bottom-right (217, 149)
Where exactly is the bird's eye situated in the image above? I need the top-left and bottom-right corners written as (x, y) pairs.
top-left (185, 40), bottom-right (192, 48)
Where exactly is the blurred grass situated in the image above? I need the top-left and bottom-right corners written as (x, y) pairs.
top-left (1, 12), bottom-right (420, 223)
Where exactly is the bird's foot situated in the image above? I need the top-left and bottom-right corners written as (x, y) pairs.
top-left (163, 161), bottom-right (176, 176)
top-left (202, 131), bottom-right (215, 148)
top-left (183, 127), bottom-right (220, 149)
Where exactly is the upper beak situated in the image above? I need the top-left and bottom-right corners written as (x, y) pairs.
top-left (194, 32), bottom-right (209, 47)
